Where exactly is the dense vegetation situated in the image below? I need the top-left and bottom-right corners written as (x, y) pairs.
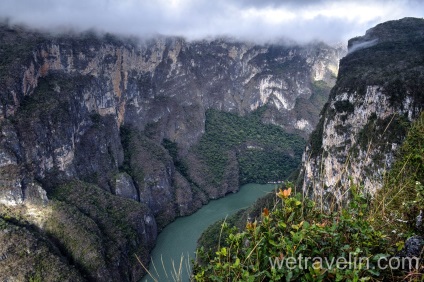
top-left (193, 108), bottom-right (305, 185)
top-left (371, 112), bottom-right (424, 238)
top-left (193, 113), bottom-right (424, 281)
top-left (194, 184), bottom-right (393, 281)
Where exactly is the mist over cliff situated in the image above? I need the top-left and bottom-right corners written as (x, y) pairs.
top-left (2, 0), bottom-right (424, 44)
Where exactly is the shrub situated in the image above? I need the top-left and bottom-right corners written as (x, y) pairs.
top-left (193, 183), bottom-right (394, 281)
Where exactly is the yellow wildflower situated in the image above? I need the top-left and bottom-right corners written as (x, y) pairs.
top-left (276, 187), bottom-right (292, 199)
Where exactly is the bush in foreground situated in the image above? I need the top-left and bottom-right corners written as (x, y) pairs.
top-left (193, 182), bottom-right (422, 281)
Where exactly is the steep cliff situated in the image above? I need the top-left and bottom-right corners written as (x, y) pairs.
top-left (300, 17), bottom-right (424, 205)
top-left (0, 22), bottom-right (341, 280)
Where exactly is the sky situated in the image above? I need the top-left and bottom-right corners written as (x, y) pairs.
top-left (1, 0), bottom-right (423, 44)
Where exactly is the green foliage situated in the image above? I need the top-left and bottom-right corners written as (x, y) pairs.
top-left (28, 262), bottom-right (44, 282)
top-left (162, 138), bottom-right (190, 178)
top-left (28, 273), bottom-right (42, 282)
top-left (371, 112), bottom-right (424, 236)
top-left (415, 181), bottom-right (424, 210)
top-left (197, 192), bottom-right (277, 257)
top-left (197, 210), bottom-right (246, 255)
top-left (194, 186), bottom-right (393, 281)
top-left (0, 42), bottom-right (31, 75)
top-left (194, 109), bottom-right (305, 184)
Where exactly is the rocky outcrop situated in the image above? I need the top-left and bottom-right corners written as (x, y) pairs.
top-left (300, 18), bottom-right (424, 204)
top-left (0, 22), bottom-right (342, 280)
top-left (114, 172), bottom-right (139, 201)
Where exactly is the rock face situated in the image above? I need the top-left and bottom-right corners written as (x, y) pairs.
top-left (300, 18), bottom-right (424, 204)
top-left (114, 172), bottom-right (139, 201)
top-left (398, 236), bottom-right (424, 257)
top-left (0, 23), bottom-right (342, 280)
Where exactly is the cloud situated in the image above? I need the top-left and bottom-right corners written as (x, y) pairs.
top-left (0, 0), bottom-right (423, 44)
top-left (348, 39), bottom-right (379, 54)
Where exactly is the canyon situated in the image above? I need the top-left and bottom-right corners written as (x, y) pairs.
top-left (0, 22), bottom-right (341, 280)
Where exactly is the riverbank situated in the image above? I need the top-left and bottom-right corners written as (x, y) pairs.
top-left (142, 183), bottom-right (277, 282)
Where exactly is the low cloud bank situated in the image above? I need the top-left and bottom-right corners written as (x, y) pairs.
top-left (0, 0), bottom-right (423, 44)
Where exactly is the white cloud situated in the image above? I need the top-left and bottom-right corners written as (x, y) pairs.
top-left (0, 0), bottom-right (423, 44)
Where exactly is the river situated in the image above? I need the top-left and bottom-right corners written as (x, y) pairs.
top-left (142, 183), bottom-right (278, 282)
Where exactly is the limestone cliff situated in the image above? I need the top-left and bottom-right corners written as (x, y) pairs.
top-left (300, 18), bottom-right (424, 205)
top-left (0, 22), bottom-right (341, 280)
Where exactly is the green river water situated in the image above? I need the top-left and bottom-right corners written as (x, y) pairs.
top-left (142, 183), bottom-right (278, 282)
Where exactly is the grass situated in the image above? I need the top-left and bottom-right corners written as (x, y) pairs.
top-left (370, 112), bottom-right (424, 238)
top-left (137, 253), bottom-right (193, 282)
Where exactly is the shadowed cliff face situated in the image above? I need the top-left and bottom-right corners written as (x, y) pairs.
top-left (0, 23), bottom-right (341, 280)
top-left (300, 18), bottom-right (424, 205)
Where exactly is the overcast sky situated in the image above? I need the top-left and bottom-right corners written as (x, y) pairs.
top-left (1, 0), bottom-right (423, 44)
